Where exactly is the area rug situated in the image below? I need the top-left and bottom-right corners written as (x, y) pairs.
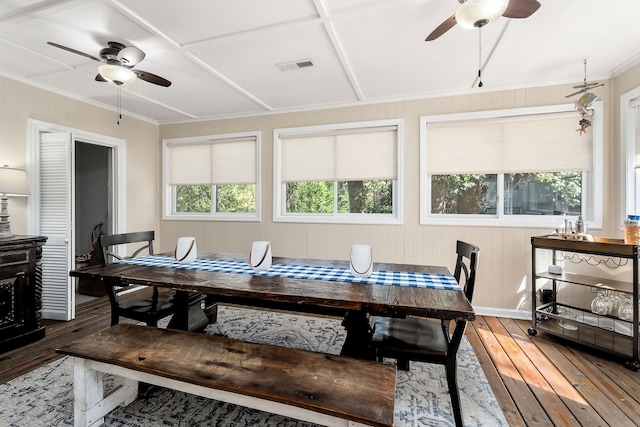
top-left (0, 306), bottom-right (507, 427)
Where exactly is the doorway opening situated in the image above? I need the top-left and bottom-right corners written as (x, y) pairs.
top-left (74, 141), bottom-right (112, 304)
top-left (28, 119), bottom-right (126, 321)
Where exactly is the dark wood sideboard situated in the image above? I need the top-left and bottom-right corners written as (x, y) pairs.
top-left (0, 235), bottom-right (47, 352)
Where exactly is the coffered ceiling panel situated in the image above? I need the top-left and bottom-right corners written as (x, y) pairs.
top-left (0, 0), bottom-right (637, 124)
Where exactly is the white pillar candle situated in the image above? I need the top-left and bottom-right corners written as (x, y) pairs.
top-left (350, 244), bottom-right (373, 278)
top-left (174, 237), bottom-right (197, 264)
top-left (249, 241), bottom-right (272, 271)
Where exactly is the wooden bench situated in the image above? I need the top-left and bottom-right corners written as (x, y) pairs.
top-left (56, 324), bottom-right (396, 427)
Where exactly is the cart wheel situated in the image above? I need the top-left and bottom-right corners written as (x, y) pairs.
top-left (625, 361), bottom-right (639, 372)
top-left (527, 328), bottom-right (537, 336)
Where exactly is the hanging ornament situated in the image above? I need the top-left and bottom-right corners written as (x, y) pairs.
top-left (565, 59), bottom-right (604, 135)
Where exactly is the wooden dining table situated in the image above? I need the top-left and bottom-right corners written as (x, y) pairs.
top-left (69, 253), bottom-right (475, 360)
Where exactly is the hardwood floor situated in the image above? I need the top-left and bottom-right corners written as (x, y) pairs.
top-left (470, 315), bottom-right (640, 427)
top-left (2, 293), bottom-right (640, 426)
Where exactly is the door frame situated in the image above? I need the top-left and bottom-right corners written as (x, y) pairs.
top-left (27, 119), bottom-right (126, 319)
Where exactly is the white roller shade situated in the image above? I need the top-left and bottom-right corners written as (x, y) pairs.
top-left (210, 139), bottom-right (256, 184)
top-left (168, 136), bottom-right (256, 185)
top-left (168, 144), bottom-right (212, 185)
top-left (426, 113), bottom-right (591, 175)
top-left (634, 100), bottom-right (640, 168)
top-left (335, 131), bottom-right (397, 180)
top-left (281, 136), bottom-right (335, 182)
top-left (280, 126), bottom-right (397, 182)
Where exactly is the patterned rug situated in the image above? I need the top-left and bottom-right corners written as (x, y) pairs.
top-left (0, 306), bottom-right (507, 427)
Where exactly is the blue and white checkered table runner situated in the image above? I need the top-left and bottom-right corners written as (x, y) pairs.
top-left (117, 255), bottom-right (461, 290)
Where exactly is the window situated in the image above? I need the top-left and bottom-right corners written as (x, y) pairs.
top-left (163, 132), bottom-right (260, 221)
top-left (274, 120), bottom-right (403, 224)
top-left (622, 87), bottom-right (640, 218)
top-left (421, 104), bottom-right (603, 227)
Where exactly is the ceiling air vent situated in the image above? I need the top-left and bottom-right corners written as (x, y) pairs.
top-left (276, 58), bottom-right (315, 71)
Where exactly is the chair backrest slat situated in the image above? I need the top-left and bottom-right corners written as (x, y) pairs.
top-left (100, 231), bottom-right (155, 264)
top-left (453, 240), bottom-right (479, 304)
top-left (448, 240), bottom-right (479, 351)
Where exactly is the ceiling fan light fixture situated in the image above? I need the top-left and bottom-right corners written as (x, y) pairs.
top-left (98, 64), bottom-right (136, 86)
top-left (455, 0), bottom-right (509, 29)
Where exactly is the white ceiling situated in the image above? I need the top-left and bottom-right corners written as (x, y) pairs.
top-left (0, 0), bottom-right (638, 124)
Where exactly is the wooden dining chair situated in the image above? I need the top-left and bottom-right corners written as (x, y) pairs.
top-left (100, 231), bottom-right (176, 327)
top-left (370, 240), bottom-right (479, 427)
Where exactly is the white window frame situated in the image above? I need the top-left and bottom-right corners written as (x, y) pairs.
top-left (621, 86), bottom-right (640, 220)
top-left (273, 119), bottom-right (404, 225)
top-left (420, 103), bottom-right (603, 229)
top-left (162, 131), bottom-right (261, 222)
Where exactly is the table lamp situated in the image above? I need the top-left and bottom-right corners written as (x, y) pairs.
top-left (0, 165), bottom-right (30, 239)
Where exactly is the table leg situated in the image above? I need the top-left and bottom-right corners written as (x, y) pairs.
top-left (203, 295), bottom-right (219, 323)
top-left (167, 291), bottom-right (209, 332)
top-left (340, 311), bottom-right (376, 360)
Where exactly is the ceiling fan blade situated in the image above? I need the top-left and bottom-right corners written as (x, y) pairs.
top-left (425, 15), bottom-right (456, 41)
top-left (47, 41), bottom-right (101, 62)
top-left (565, 90), bottom-right (585, 98)
top-left (502, 0), bottom-right (541, 19)
top-left (133, 69), bottom-right (172, 87)
top-left (95, 73), bottom-right (108, 82)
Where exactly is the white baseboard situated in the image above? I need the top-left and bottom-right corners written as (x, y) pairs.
top-left (473, 306), bottom-right (531, 320)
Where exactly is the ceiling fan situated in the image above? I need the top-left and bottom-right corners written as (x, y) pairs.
top-left (47, 41), bottom-right (171, 87)
top-left (425, 0), bottom-right (541, 41)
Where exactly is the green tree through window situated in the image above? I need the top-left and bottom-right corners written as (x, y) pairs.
top-left (431, 172), bottom-right (581, 215)
top-left (176, 185), bottom-right (211, 213)
top-left (176, 184), bottom-right (255, 213)
top-left (285, 180), bottom-right (393, 214)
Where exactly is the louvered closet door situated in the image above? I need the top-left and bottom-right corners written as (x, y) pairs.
top-left (39, 132), bottom-right (74, 321)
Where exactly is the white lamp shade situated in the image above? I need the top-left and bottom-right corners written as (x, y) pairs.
top-left (0, 166), bottom-right (29, 196)
top-left (455, 0), bottom-right (509, 29)
top-left (98, 64), bottom-right (137, 85)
